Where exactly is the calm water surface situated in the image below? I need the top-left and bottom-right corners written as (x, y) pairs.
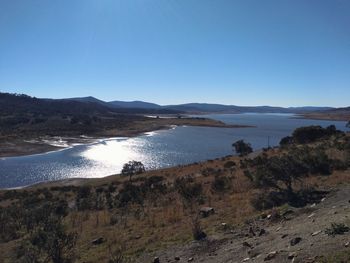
top-left (0, 113), bottom-right (348, 188)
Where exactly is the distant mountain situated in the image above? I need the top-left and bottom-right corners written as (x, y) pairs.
top-left (108, 100), bottom-right (162, 109)
top-left (65, 96), bottom-right (179, 114)
top-left (0, 92), bottom-right (339, 117)
top-left (0, 93), bottom-right (111, 117)
top-left (163, 103), bottom-right (334, 114)
top-left (65, 96), bottom-right (112, 107)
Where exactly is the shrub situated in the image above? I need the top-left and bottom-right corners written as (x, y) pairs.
top-left (279, 136), bottom-right (293, 146)
top-left (250, 191), bottom-right (288, 210)
top-left (325, 223), bottom-right (350, 237)
top-left (174, 177), bottom-right (203, 205)
top-left (232, 140), bottom-right (253, 156)
top-left (117, 182), bottom-right (144, 208)
top-left (292, 125), bottom-right (341, 144)
top-left (211, 176), bottom-right (231, 193)
top-left (191, 215), bottom-right (207, 240)
top-left (121, 161), bottom-right (145, 181)
top-left (224, 161), bottom-right (236, 169)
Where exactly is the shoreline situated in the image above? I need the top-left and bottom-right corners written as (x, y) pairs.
top-left (0, 117), bottom-right (252, 158)
top-left (300, 113), bottom-right (350, 121)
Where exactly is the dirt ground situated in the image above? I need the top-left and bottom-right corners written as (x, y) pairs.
top-left (138, 185), bottom-right (350, 263)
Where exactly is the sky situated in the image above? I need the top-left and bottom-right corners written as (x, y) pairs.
top-left (0, 0), bottom-right (349, 107)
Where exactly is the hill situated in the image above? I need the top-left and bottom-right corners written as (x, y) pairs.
top-left (0, 127), bottom-right (349, 262)
top-left (302, 107), bottom-right (350, 121)
top-left (108, 100), bottom-right (163, 109)
top-left (65, 96), bottom-right (336, 114)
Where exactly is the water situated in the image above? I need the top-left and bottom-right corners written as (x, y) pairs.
top-left (0, 113), bottom-right (348, 188)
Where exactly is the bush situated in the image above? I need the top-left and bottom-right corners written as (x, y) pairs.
top-left (211, 176), bottom-right (231, 193)
top-left (117, 182), bottom-right (144, 208)
top-left (292, 125), bottom-right (341, 144)
top-left (191, 216), bottom-right (207, 240)
top-left (325, 223), bottom-right (350, 237)
top-left (174, 177), bottom-right (203, 205)
top-left (224, 161), bottom-right (236, 169)
top-left (232, 140), bottom-right (253, 156)
top-left (250, 191), bottom-right (288, 210)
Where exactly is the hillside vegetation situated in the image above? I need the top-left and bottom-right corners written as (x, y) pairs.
top-left (0, 126), bottom-right (350, 262)
top-left (0, 92), bottom-right (241, 157)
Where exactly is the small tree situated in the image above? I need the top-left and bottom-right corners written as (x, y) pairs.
top-left (246, 154), bottom-right (308, 197)
top-left (121, 161), bottom-right (145, 181)
top-left (232, 140), bottom-right (253, 156)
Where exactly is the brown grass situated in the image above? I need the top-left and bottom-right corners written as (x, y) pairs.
top-left (1, 135), bottom-right (350, 262)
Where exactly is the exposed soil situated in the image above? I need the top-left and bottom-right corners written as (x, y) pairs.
top-left (0, 117), bottom-right (251, 158)
top-left (138, 185), bottom-right (350, 263)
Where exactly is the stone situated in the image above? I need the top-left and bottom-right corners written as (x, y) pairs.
top-left (153, 257), bottom-right (160, 263)
top-left (249, 226), bottom-right (256, 237)
top-left (243, 258), bottom-right (250, 262)
top-left (308, 213), bottom-right (315, 218)
top-left (91, 237), bottom-right (104, 245)
top-left (311, 230), bottom-right (321, 236)
top-left (281, 234), bottom-right (288, 239)
top-left (248, 249), bottom-right (260, 258)
top-left (264, 251), bottom-right (277, 261)
top-left (290, 237), bottom-right (302, 246)
top-left (259, 228), bottom-right (266, 236)
top-left (288, 252), bottom-right (297, 259)
top-left (321, 197), bottom-right (326, 202)
top-left (188, 257), bottom-right (194, 262)
top-left (345, 241), bottom-right (350, 247)
top-left (200, 207), bottom-right (215, 218)
top-left (243, 241), bottom-right (253, 249)
top-left (175, 256), bottom-right (180, 261)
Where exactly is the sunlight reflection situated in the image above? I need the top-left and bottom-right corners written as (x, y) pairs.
top-left (81, 139), bottom-right (141, 165)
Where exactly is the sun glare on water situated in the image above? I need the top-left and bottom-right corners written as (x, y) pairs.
top-left (81, 139), bottom-right (141, 166)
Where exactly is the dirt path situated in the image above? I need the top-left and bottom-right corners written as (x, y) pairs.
top-left (138, 185), bottom-right (350, 263)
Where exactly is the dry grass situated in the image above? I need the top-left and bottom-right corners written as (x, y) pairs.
top-left (1, 135), bottom-right (350, 262)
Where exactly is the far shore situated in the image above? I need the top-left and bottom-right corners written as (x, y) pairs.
top-left (301, 112), bottom-right (350, 121)
top-left (0, 116), bottom-right (253, 158)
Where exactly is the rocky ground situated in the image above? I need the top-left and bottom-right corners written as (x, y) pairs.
top-left (139, 185), bottom-right (350, 263)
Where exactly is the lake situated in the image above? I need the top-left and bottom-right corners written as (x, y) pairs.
top-left (0, 113), bottom-right (348, 189)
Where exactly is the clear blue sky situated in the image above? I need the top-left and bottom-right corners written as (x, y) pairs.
top-left (0, 0), bottom-right (349, 107)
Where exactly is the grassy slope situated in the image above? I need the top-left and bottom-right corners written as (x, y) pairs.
top-left (0, 134), bottom-right (350, 262)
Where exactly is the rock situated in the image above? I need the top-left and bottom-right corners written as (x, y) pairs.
top-left (288, 252), bottom-right (297, 259)
top-left (188, 258), bottom-right (194, 262)
top-left (290, 237), bottom-right (302, 246)
top-left (264, 251), bottom-right (277, 261)
top-left (248, 249), bottom-right (260, 258)
top-left (311, 230), bottom-right (321, 236)
top-left (281, 234), bottom-right (288, 239)
top-left (258, 228), bottom-right (266, 236)
top-left (243, 258), bottom-right (250, 262)
top-left (282, 209), bottom-right (294, 217)
top-left (175, 256), bottom-right (180, 261)
top-left (321, 197), bottom-right (326, 202)
top-left (249, 226), bottom-right (256, 237)
top-left (308, 213), bottom-right (315, 218)
top-left (310, 203), bottom-right (316, 207)
top-left (345, 241), bottom-right (350, 247)
top-left (153, 257), bottom-right (160, 263)
top-left (276, 226), bottom-right (282, 232)
top-left (91, 237), bottom-right (104, 245)
top-left (194, 230), bottom-right (207, 240)
top-left (200, 207), bottom-right (215, 218)
top-left (243, 241), bottom-right (253, 249)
